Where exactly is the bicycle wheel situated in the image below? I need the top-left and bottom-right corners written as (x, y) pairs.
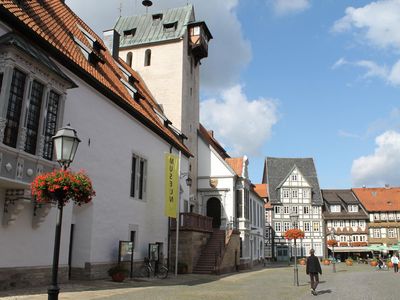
top-left (156, 266), bottom-right (168, 279)
top-left (137, 265), bottom-right (151, 278)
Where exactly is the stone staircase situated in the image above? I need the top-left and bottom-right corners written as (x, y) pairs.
top-left (193, 229), bottom-right (225, 274)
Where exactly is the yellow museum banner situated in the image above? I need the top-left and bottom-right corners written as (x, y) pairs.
top-left (165, 153), bottom-right (179, 218)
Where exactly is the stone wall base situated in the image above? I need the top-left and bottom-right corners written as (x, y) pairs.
top-left (70, 261), bottom-right (145, 280)
top-left (218, 232), bottom-right (240, 274)
top-left (0, 265), bottom-right (68, 291)
top-left (170, 230), bottom-right (211, 273)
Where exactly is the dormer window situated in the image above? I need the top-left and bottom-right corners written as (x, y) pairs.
top-left (77, 24), bottom-right (105, 53)
top-left (152, 13), bottom-right (163, 23)
top-left (121, 79), bottom-right (137, 99)
top-left (163, 22), bottom-right (177, 33)
top-left (348, 205), bottom-right (358, 212)
top-left (123, 28), bottom-right (137, 37)
top-left (330, 205), bottom-right (341, 212)
top-left (73, 36), bottom-right (104, 65)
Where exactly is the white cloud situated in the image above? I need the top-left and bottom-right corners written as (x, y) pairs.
top-left (332, 0), bottom-right (400, 51)
top-left (338, 130), bottom-right (362, 139)
top-left (355, 60), bottom-right (389, 79)
top-left (351, 130), bottom-right (400, 187)
top-left (271, 0), bottom-right (311, 15)
top-left (66, 0), bottom-right (251, 93)
top-left (332, 57), bottom-right (348, 70)
top-left (332, 57), bottom-right (400, 86)
top-left (200, 85), bottom-right (278, 156)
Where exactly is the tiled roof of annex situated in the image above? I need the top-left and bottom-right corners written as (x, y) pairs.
top-left (225, 157), bottom-right (244, 177)
top-left (254, 184), bottom-right (271, 208)
top-left (254, 184), bottom-right (268, 198)
top-left (352, 187), bottom-right (400, 212)
top-left (0, 0), bottom-right (190, 156)
top-left (198, 124), bottom-right (230, 160)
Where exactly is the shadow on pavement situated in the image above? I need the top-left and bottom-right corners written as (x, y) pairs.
top-left (0, 266), bottom-right (275, 298)
top-left (317, 289), bottom-right (332, 295)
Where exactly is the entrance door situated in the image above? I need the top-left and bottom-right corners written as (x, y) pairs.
top-left (277, 245), bottom-right (289, 262)
top-left (207, 197), bottom-right (221, 228)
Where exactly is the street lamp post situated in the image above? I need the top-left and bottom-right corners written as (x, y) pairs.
top-left (330, 228), bottom-right (336, 273)
top-left (290, 212), bottom-right (299, 286)
top-left (47, 125), bottom-right (80, 300)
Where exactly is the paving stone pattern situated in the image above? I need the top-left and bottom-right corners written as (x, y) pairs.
top-left (0, 263), bottom-right (399, 300)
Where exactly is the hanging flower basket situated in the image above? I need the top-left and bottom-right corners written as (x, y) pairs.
top-left (284, 228), bottom-right (305, 240)
top-left (327, 239), bottom-right (338, 247)
top-left (31, 169), bottom-right (95, 206)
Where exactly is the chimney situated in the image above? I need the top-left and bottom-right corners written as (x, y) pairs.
top-left (103, 29), bottom-right (120, 60)
top-left (208, 130), bottom-right (214, 137)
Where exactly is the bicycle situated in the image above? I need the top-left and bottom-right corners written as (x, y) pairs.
top-left (137, 257), bottom-right (168, 279)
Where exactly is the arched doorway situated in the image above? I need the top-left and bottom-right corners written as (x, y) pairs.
top-left (207, 197), bottom-right (221, 228)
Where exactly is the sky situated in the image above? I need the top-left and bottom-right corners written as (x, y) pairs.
top-left (67, 0), bottom-right (400, 189)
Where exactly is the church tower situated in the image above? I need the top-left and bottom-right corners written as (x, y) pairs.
top-left (109, 3), bottom-right (212, 211)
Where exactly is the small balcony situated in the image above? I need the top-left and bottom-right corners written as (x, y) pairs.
top-left (171, 213), bottom-right (213, 233)
top-left (188, 21), bottom-right (212, 64)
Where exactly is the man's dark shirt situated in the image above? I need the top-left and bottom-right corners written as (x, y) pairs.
top-left (306, 255), bottom-right (322, 274)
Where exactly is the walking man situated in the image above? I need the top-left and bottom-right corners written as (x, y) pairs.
top-left (306, 249), bottom-right (322, 296)
top-left (391, 253), bottom-right (399, 273)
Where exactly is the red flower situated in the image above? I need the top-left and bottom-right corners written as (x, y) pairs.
top-left (284, 228), bottom-right (305, 240)
top-left (327, 239), bottom-right (338, 247)
top-left (31, 169), bottom-right (95, 206)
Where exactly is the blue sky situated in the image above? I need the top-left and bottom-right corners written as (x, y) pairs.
top-left (68, 0), bottom-right (400, 189)
top-left (206, 0), bottom-right (400, 189)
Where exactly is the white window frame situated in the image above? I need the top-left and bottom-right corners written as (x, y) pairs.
top-left (373, 229), bottom-right (381, 238)
top-left (304, 222), bottom-right (310, 232)
top-left (292, 189), bottom-right (298, 198)
top-left (284, 206), bottom-right (289, 214)
top-left (330, 205), bottom-right (341, 212)
top-left (283, 189), bottom-right (290, 198)
top-left (348, 205), bottom-right (358, 212)
top-left (283, 222), bottom-right (290, 232)
top-left (275, 222), bottom-right (281, 232)
top-left (303, 206), bottom-right (309, 214)
top-left (313, 222), bottom-right (320, 232)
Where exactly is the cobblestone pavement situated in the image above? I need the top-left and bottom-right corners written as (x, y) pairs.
top-left (0, 263), bottom-right (399, 300)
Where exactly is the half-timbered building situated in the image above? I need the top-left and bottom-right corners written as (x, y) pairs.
top-left (322, 189), bottom-right (369, 260)
top-left (263, 157), bottom-right (325, 260)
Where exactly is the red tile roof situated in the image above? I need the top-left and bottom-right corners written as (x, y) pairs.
top-left (352, 187), bottom-right (400, 212)
top-left (254, 184), bottom-right (268, 198)
top-left (0, 0), bottom-right (190, 156)
top-left (198, 124), bottom-right (230, 159)
top-left (225, 157), bottom-right (244, 177)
